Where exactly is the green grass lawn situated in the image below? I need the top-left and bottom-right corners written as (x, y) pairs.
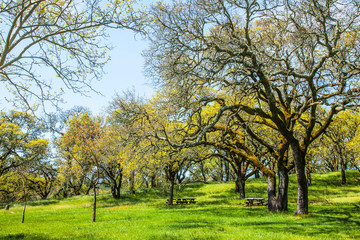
top-left (0, 171), bottom-right (359, 240)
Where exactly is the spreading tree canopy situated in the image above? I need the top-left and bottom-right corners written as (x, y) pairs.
top-left (142, 0), bottom-right (360, 215)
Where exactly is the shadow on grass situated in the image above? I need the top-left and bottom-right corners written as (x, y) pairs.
top-left (26, 199), bottom-right (61, 207)
top-left (165, 203), bottom-right (359, 239)
top-left (0, 233), bottom-right (49, 240)
top-left (243, 204), bottom-right (359, 239)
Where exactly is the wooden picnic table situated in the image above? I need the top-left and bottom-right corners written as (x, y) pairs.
top-left (244, 198), bottom-right (266, 206)
top-left (167, 198), bottom-right (197, 204)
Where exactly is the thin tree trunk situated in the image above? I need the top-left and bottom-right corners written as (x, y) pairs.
top-left (63, 181), bottom-right (68, 198)
top-left (129, 171), bottom-right (135, 195)
top-left (150, 174), bottom-right (157, 188)
top-left (168, 176), bottom-right (175, 206)
top-left (86, 181), bottom-right (94, 195)
top-left (254, 170), bottom-right (260, 179)
top-left (200, 162), bottom-right (207, 183)
top-left (21, 179), bottom-right (27, 223)
top-left (306, 167), bottom-right (312, 186)
top-left (235, 176), bottom-right (240, 193)
top-left (21, 200), bottom-right (27, 223)
top-left (341, 160), bottom-right (346, 185)
top-left (225, 161), bottom-right (230, 182)
top-left (92, 186), bottom-right (96, 222)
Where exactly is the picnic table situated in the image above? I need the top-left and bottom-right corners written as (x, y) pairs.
top-left (244, 198), bottom-right (267, 207)
top-left (167, 198), bottom-right (197, 205)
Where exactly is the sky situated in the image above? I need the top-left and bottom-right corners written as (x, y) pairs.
top-left (0, 21), bottom-right (154, 116)
top-left (0, 1), bottom-right (162, 116)
top-left (56, 28), bottom-right (154, 114)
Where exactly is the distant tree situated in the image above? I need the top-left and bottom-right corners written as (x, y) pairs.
top-left (319, 110), bottom-right (360, 183)
top-left (47, 106), bottom-right (88, 197)
top-left (0, 111), bottom-right (48, 177)
top-left (27, 161), bottom-right (57, 199)
top-left (58, 112), bottom-right (103, 222)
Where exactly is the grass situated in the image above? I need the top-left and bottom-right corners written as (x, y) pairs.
top-left (0, 171), bottom-right (359, 239)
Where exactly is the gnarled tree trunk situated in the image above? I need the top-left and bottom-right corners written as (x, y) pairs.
top-left (291, 143), bottom-right (308, 215)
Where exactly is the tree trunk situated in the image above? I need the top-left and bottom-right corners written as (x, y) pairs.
top-left (86, 182), bottom-right (94, 195)
top-left (92, 186), bottom-right (96, 222)
top-left (267, 175), bottom-right (277, 211)
top-left (306, 167), bottom-right (312, 187)
top-left (129, 171), bottom-right (135, 195)
top-left (150, 174), bottom-right (157, 188)
top-left (111, 174), bottom-right (122, 199)
top-left (21, 179), bottom-right (27, 223)
top-left (111, 182), bottom-right (121, 199)
top-left (239, 178), bottom-right (246, 199)
top-left (291, 143), bottom-right (308, 215)
top-left (267, 166), bottom-right (289, 212)
top-left (168, 176), bottom-right (175, 206)
top-left (200, 162), bottom-right (207, 182)
top-left (225, 161), bottom-right (230, 182)
top-left (276, 166), bottom-right (289, 211)
top-left (21, 200), bottom-right (27, 223)
top-left (341, 160), bottom-right (346, 185)
top-left (63, 181), bottom-right (68, 198)
top-left (235, 176), bottom-right (240, 193)
top-left (254, 170), bottom-right (260, 179)
top-left (234, 167), bottom-right (246, 199)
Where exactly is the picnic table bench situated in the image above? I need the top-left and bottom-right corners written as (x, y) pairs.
top-left (244, 198), bottom-right (267, 207)
top-left (167, 198), bottom-right (197, 205)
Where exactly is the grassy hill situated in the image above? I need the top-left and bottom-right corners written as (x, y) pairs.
top-left (0, 171), bottom-right (359, 240)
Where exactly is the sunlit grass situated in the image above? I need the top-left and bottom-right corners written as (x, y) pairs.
top-left (0, 171), bottom-right (359, 239)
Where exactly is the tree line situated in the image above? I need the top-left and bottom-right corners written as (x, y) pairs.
top-left (1, 0), bottom-right (360, 218)
top-left (1, 94), bottom-right (360, 215)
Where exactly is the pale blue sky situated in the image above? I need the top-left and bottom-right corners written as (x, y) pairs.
top-left (0, 28), bottom-right (153, 115)
top-left (60, 28), bottom-right (154, 114)
top-left (0, 1), bottom-right (158, 115)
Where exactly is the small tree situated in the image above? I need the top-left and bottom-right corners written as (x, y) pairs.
top-left (59, 112), bottom-right (103, 222)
